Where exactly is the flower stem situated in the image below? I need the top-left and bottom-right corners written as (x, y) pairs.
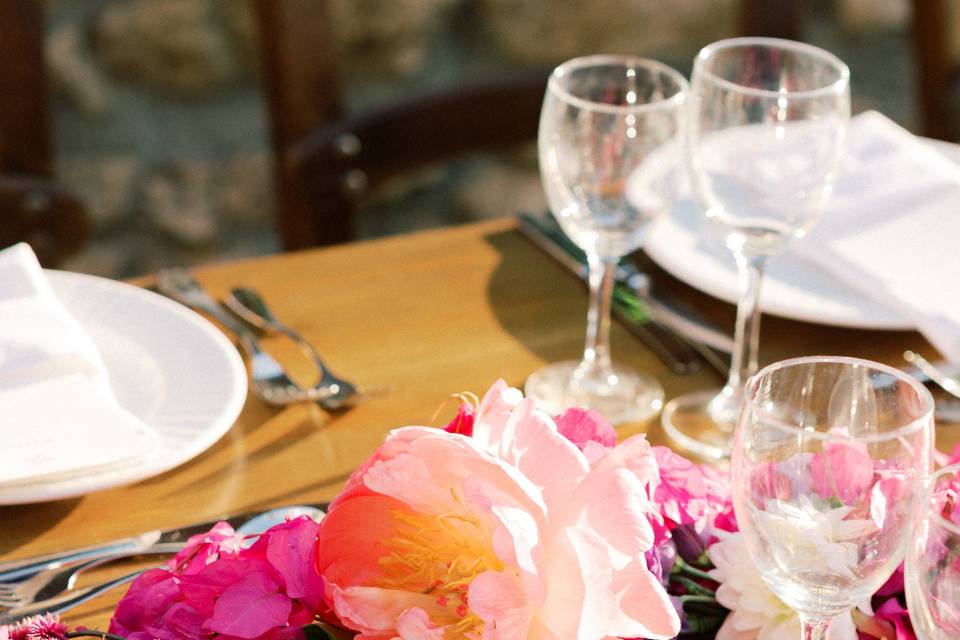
top-left (679, 595), bottom-right (718, 605)
top-left (675, 575), bottom-right (717, 597)
top-left (66, 632), bottom-right (128, 640)
top-left (673, 557), bottom-right (715, 582)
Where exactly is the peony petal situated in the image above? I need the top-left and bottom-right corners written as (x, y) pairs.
top-left (395, 608), bottom-right (446, 640)
top-left (316, 494), bottom-right (413, 588)
top-left (554, 407), bottom-right (615, 450)
top-left (362, 428), bottom-right (548, 518)
top-left (472, 380), bottom-right (524, 451)
top-left (330, 585), bottom-right (448, 635)
top-left (607, 556), bottom-right (681, 640)
top-left (495, 400), bottom-right (589, 509)
top-left (468, 571), bottom-right (533, 640)
top-left (535, 528), bottom-right (588, 640)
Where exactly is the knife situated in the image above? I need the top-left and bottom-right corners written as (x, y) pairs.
top-left (0, 503), bottom-right (325, 583)
top-left (518, 214), bottom-right (705, 375)
top-left (518, 214), bottom-right (732, 375)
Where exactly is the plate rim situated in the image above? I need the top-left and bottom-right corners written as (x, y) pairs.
top-left (643, 207), bottom-right (913, 331)
top-left (0, 270), bottom-right (248, 504)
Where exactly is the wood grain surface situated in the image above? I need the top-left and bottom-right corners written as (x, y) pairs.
top-left (0, 218), bottom-right (954, 631)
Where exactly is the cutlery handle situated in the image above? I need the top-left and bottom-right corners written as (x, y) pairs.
top-left (0, 569), bottom-right (146, 625)
top-left (611, 298), bottom-right (699, 375)
top-left (0, 539), bottom-right (143, 583)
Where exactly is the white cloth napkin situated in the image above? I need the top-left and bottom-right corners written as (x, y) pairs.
top-left (0, 243), bottom-right (157, 487)
top-left (796, 111), bottom-right (960, 361)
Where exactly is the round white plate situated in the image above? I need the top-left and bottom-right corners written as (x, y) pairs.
top-left (0, 271), bottom-right (247, 504)
top-left (644, 199), bottom-right (911, 329)
top-left (644, 139), bottom-right (960, 331)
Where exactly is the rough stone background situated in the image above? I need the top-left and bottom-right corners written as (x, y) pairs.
top-left (45, 0), bottom-right (917, 278)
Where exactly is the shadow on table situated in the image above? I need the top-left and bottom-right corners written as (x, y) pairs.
top-left (0, 497), bottom-right (82, 556)
top-left (483, 228), bottom-right (586, 367)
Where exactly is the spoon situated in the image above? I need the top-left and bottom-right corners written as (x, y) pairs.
top-left (225, 287), bottom-right (359, 410)
top-left (236, 504), bottom-right (324, 548)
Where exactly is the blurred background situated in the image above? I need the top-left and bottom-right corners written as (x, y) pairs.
top-left (2, 0), bottom-right (952, 278)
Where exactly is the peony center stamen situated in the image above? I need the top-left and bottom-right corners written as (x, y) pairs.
top-left (377, 508), bottom-right (502, 638)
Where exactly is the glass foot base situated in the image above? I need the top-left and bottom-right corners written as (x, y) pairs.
top-left (524, 360), bottom-right (664, 425)
top-left (661, 388), bottom-right (738, 460)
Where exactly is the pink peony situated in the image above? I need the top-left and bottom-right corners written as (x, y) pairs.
top-left (650, 446), bottom-right (731, 545)
top-left (811, 441), bottom-right (874, 504)
top-left (110, 515), bottom-right (325, 640)
top-left (315, 380), bottom-right (680, 640)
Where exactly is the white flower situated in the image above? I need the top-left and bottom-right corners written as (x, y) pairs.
top-left (756, 495), bottom-right (877, 580)
top-left (708, 531), bottom-right (857, 640)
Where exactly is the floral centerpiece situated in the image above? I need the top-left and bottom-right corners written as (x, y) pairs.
top-left (5, 381), bottom-right (951, 640)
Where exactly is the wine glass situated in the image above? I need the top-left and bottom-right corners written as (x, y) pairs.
top-left (662, 38), bottom-right (850, 458)
top-left (906, 462), bottom-right (960, 639)
top-left (732, 356), bottom-right (934, 640)
top-left (526, 55), bottom-right (688, 424)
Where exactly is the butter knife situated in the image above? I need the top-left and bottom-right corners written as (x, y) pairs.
top-left (518, 214), bottom-right (732, 375)
top-left (518, 214), bottom-right (704, 375)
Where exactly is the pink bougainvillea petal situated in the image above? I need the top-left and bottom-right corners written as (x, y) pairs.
top-left (203, 572), bottom-right (292, 639)
top-left (265, 516), bottom-right (322, 602)
top-left (554, 407), bottom-right (616, 450)
top-left (443, 403), bottom-right (475, 436)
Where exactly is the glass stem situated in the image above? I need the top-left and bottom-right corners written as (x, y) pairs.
top-left (725, 251), bottom-right (767, 398)
top-left (579, 253), bottom-right (617, 379)
top-left (799, 613), bottom-right (833, 640)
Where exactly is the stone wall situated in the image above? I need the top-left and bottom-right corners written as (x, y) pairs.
top-left (46, 0), bottom-right (908, 278)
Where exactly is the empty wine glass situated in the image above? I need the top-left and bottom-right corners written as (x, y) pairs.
top-left (663, 38), bottom-right (850, 458)
top-left (906, 462), bottom-right (960, 639)
top-left (732, 356), bottom-right (933, 640)
top-left (526, 55), bottom-right (688, 424)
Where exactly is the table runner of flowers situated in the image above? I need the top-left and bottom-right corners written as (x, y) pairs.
top-left (4, 381), bottom-right (951, 640)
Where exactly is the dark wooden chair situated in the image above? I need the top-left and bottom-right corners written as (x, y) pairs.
top-left (0, 1), bottom-right (88, 265)
top-left (255, 0), bottom-right (548, 249)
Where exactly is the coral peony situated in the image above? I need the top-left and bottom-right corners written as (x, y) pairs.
top-left (316, 380), bottom-right (680, 640)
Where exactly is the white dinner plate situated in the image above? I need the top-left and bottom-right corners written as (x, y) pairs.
top-left (0, 271), bottom-right (247, 504)
top-left (643, 139), bottom-right (960, 331)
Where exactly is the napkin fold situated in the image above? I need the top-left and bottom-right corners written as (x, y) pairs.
top-left (0, 244), bottom-right (157, 488)
top-left (797, 111), bottom-right (960, 362)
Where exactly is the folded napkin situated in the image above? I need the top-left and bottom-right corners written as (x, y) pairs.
top-left (0, 244), bottom-right (157, 488)
top-left (795, 111), bottom-right (960, 361)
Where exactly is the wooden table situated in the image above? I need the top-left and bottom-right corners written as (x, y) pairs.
top-left (0, 218), bottom-right (954, 630)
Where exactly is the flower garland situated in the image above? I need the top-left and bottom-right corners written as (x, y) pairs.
top-left (5, 381), bottom-right (955, 640)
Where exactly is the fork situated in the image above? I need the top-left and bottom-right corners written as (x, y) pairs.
top-left (0, 544), bottom-right (183, 612)
top-left (224, 287), bottom-right (359, 410)
top-left (0, 567), bottom-right (145, 625)
top-left (156, 268), bottom-right (335, 406)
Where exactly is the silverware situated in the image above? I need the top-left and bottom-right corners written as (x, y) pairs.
top-left (156, 268), bottom-right (333, 406)
top-left (0, 504), bottom-right (326, 584)
top-left (225, 287), bottom-right (359, 410)
top-left (518, 214), bottom-right (731, 375)
top-left (904, 350), bottom-right (960, 399)
top-left (0, 506), bottom-right (325, 624)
